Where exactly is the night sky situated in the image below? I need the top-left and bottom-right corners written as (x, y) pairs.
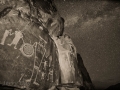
top-left (55, 0), bottom-right (120, 89)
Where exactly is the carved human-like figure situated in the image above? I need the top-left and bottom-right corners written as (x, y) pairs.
top-left (8, 30), bottom-right (23, 49)
top-left (0, 0), bottom-right (5, 4)
top-left (47, 69), bottom-right (53, 82)
top-left (0, 29), bottom-right (13, 45)
top-left (41, 72), bottom-right (45, 79)
top-left (44, 60), bottom-right (47, 70)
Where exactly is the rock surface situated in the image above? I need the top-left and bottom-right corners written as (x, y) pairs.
top-left (0, 0), bottom-right (60, 90)
top-left (77, 53), bottom-right (95, 90)
top-left (0, 0), bottom-right (94, 90)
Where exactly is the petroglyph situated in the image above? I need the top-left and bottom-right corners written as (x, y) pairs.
top-left (0, 29), bottom-right (13, 45)
top-left (8, 30), bottom-right (23, 49)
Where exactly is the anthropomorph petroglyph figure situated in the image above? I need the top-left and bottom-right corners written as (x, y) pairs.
top-left (44, 61), bottom-right (47, 70)
top-left (47, 69), bottom-right (53, 82)
top-left (0, 29), bottom-right (13, 45)
top-left (0, 0), bottom-right (5, 4)
top-left (41, 72), bottom-right (45, 79)
top-left (8, 30), bottom-right (23, 49)
top-left (26, 38), bottom-right (47, 85)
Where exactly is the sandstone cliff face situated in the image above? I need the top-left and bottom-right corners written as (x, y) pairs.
top-left (0, 0), bottom-right (94, 90)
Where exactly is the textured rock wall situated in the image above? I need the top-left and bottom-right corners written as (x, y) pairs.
top-left (0, 0), bottom-right (94, 90)
top-left (0, 0), bottom-right (60, 90)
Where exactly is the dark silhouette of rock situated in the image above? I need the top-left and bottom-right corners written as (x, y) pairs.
top-left (105, 83), bottom-right (120, 90)
top-left (77, 53), bottom-right (95, 90)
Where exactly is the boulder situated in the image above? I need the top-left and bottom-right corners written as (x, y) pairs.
top-left (0, 0), bottom-right (60, 90)
top-left (0, 0), bottom-right (94, 90)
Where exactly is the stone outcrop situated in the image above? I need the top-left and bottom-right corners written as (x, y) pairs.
top-left (0, 0), bottom-right (60, 90)
top-left (0, 0), bottom-right (94, 90)
top-left (105, 83), bottom-right (120, 90)
top-left (77, 54), bottom-right (95, 90)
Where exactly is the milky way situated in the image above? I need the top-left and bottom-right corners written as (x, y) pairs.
top-left (55, 0), bottom-right (120, 89)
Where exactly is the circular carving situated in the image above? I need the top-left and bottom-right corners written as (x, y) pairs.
top-left (20, 43), bottom-right (34, 57)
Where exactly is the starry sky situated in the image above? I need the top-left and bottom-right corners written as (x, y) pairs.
top-left (55, 0), bottom-right (120, 89)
